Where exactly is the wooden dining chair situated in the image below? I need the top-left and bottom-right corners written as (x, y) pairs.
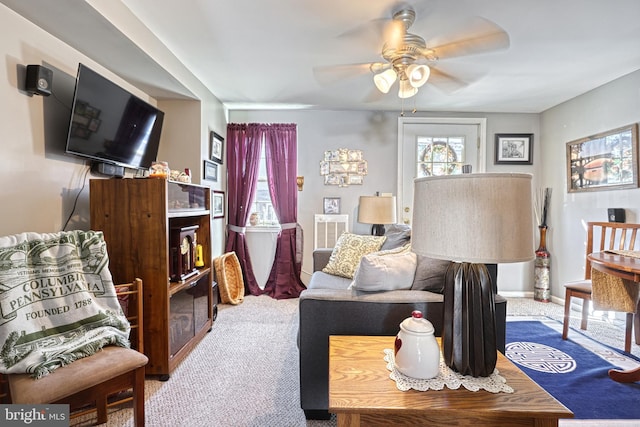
top-left (562, 222), bottom-right (640, 352)
top-left (7, 279), bottom-right (147, 426)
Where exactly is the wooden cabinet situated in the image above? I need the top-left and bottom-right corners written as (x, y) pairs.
top-left (90, 178), bottom-right (213, 379)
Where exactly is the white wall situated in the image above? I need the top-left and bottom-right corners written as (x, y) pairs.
top-left (230, 110), bottom-right (398, 281)
top-left (540, 70), bottom-right (640, 301)
top-left (230, 109), bottom-right (541, 288)
top-left (0, 5), bottom-right (146, 235)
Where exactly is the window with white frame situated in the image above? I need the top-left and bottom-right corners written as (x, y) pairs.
top-left (417, 136), bottom-right (466, 176)
top-left (247, 144), bottom-right (280, 227)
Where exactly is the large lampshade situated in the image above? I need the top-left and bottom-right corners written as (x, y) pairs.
top-left (412, 173), bottom-right (534, 263)
top-left (412, 173), bottom-right (534, 377)
top-left (358, 195), bottom-right (397, 236)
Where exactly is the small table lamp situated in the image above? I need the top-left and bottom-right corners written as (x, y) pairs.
top-left (358, 195), bottom-right (397, 236)
top-left (412, 173), bottom-right (534, 377)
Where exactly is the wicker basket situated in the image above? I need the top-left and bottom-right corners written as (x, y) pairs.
top-left (214, 252), bottom-right (245, 305)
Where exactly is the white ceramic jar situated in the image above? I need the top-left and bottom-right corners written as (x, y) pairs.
top-left (394, 310), bottom-right (440, 379)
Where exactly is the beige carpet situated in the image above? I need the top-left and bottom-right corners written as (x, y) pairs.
top-left (70, 296), bottom-right (639, 426)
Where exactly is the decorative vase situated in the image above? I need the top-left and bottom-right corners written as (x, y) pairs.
top-left (534, 225), bottom-right (551, 302)
top-left (249, 212), bottom-right (259, 226)
top-left (442, 262), bottom-right (497, 377)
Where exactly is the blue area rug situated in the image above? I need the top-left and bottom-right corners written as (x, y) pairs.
top-left (506, 319), bottom-right (640, 419)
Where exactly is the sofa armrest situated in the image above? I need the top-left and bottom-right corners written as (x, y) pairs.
top-left (313, 249), bottom-right (333, 272)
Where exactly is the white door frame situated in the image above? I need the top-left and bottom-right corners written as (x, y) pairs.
top-left (396, 116), bottom-right (487, 221)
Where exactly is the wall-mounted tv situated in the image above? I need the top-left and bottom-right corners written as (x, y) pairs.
top-left (65, 64), bottom-right (164, 171)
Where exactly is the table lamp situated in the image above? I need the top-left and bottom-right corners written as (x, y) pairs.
top-left (412, 173), bottom-right (534, 377)
top-left (358, 195), bottom-right (397, 236)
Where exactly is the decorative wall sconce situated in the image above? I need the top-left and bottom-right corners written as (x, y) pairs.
top-left (297, 176), bottom-right (304, 191)
top-left (320, 148), bottom-right (368, 187)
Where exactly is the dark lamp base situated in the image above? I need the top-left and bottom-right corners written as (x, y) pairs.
top-left (371, 224), bottom-right (386, 236)
top-left (442, 262), bottom-right (497, 377)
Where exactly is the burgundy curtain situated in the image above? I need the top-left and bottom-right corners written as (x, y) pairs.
top-left (263, 124), bottom-right (306, 299)
top-left (225, 123), bottom-right (263, 296)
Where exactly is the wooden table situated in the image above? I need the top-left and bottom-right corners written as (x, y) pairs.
top-left (329, 336), bottom-right (573, 427)
top-left (588, 251), bottom-right (640, 382)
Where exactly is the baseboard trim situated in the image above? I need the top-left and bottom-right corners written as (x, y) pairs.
top-left (500, 291), bottom-right (534, 298)
top-left (501, 291), bottom-right (565, 306)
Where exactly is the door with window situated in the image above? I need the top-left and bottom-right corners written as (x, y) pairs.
top-left (397, 117), bottom-right (486, 225)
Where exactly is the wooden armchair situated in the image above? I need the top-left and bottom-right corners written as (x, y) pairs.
top-left (6, 279), bottom-right (147, 426)
top-left (562, 222), bottom-right (640, 352)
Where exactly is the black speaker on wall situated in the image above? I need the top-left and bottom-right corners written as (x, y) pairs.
top-left (25, 65), bottom-right (53, 96)
top-left (608, 208), bottom-right (626, 223)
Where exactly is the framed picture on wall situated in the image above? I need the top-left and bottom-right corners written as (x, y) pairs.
top-left (566, 124), bottom-right (638, 193)
top-left (212, 190), bottom-right (225, 218)
top-left (210, 131), bottom-right (224, 164)
top-left (323, 197), bottom-right (341, 214)
top-left (495, 133), bottom-right (533, 164)
top-left (203, 159), bottom-right (218, 182)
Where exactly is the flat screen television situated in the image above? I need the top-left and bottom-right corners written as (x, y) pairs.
top-left (65, 64), bottom-right (164, 171)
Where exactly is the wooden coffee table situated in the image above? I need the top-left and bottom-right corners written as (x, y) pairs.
top-left (329, 335), bottom-right (573, 427)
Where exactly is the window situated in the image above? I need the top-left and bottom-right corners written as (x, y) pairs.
top-left (416, 136), bottom-right (466, 177)
top-left (247, 144), bottom-right (279, 227)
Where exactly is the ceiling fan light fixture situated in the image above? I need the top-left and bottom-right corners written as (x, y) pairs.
top-left (398, 79), bottom-right (418, 98)
top-left (373, 69), bottom-right (397, 93)
top-left (407, 64), bottom-right (430, 88)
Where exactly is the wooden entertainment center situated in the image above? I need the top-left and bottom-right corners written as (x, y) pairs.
top-left (90, 178), bottom-right (214, 380)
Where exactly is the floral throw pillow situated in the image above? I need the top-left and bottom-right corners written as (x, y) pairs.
top-left (322, 232), bottom-right (386, 279)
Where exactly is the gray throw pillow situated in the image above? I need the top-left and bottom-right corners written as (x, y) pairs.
top-left (380, 224), bottom-right (411, 251)
top-left (410, 254), bottom-right (451, 294)
top-left (351, 244), bottom-right (416, 292)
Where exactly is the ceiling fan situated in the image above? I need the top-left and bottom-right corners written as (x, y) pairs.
top-left (315, 4), bottom-right (511, 100)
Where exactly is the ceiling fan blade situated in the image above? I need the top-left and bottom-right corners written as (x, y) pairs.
top-left (313, 62), bottom-right (388, 86)
top-left (426, 67), bottom-right (475, 93)
top-left (429, 17), bottom-right (510, 60)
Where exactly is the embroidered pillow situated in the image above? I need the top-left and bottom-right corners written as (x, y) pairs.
top-left (322, 233), bottom-right (386, 279)
top-left (351, 244), bottom-right (416, 292)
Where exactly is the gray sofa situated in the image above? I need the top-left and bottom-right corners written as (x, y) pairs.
top-left (298, 239), bottom-right (506, 420)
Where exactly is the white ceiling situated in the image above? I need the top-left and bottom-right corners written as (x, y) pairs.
top-left (5, 0), bottom-right (640, 113)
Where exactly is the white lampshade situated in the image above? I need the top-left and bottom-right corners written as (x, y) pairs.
top-left (398, 79), bottom-right (418, 98)
top-left (411, 173), bottom-right (534, 264)
top-left (407, 64), bottom-right (430, 88)
top-left (373, 69), bottom-right (397, 94)
top-left (358, 196), bottom-right (397, 225)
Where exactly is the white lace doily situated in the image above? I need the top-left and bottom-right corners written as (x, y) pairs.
top-left (383, 349), bottom-right (514, 393)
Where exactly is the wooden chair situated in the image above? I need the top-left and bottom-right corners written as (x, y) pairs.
top-left (562, 222), bottom-right (640, 352)
top-left (7, 279), bottom-right (148, 426)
